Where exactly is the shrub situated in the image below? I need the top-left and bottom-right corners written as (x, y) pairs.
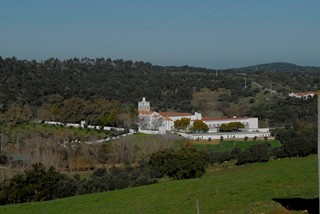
top-left (0, 163), bottom-right (158, 206)
top-left (236, 143), bottom-right (270, 165)
top-left (148, 146), bottom-right (208, 179)
top-left (0, 163), bottom-right (75, 205)
top-left (273, 128), bottom-right (317, 158)
top-left (230, 147), bottom-right (241, 158)
top-left (0, 155), bottom-right (8, 165)
top-left (207, 151), bottom-right (232, 164)
top-left (148, 149), bottom-right (176, 178)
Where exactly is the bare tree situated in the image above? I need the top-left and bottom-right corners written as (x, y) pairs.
top-left (109, 138), bottom-right (135, 164)
top-left (22, 136), bottom-right (62, 169)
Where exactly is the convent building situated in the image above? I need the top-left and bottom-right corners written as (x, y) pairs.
top-left (138, 97), bottom-right (270, 139)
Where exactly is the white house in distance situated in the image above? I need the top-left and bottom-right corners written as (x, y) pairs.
top-left (288, 91), bottom-right (316, 99)
top-left (138, 97), bottom-right (270, 139)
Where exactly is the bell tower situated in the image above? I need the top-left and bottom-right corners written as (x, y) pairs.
top-left (138, 97), bottom-right (150, 111)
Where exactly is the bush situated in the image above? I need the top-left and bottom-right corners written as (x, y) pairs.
top-left (273, 128), bottom-right (317, 158)
top-left (272, 147), bottom-right (288, 159)
top-left (148, 146), bottom-right (208, 179)
top-left (207, 151), bottom-right (232, 164)
top-left (230, 147), bottom-right (241, 158)
top-left (0, 163), bottom-right (158, 206)
top-left (0, 163), bottom-right (75, 205)
top-left (236, 143), bottom-right (270, 165)
top-left (274, 137), bottom-right (316, 158)
top-left (0, 155), bottom-right (8, 165)
top-left (148, 149), bottom-right (176, 178)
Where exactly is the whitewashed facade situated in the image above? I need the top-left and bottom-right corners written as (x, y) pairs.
top-left (288, 91), bottom-right (316, 99)
top-left (137, 97), bottom-right (269, 135)
top-left (203, 117), bottom-right (258, 133)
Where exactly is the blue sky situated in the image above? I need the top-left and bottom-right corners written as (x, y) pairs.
top-left (1, 0), bottom-right (320, 68)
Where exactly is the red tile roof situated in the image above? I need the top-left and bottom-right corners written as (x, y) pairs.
top-left (293, 92), bottom-right (315, 96)
top-left (138, 110), bottom-right (153, 115)
top-left (202, 117), bottom-right (254, 121)
top-left (164, 116), bottom-right (173, 121)
top-left (158, 112), bottom-right (193, 117)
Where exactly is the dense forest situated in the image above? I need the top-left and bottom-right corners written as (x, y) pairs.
top-left (0, 56), bottom-right (319, 128)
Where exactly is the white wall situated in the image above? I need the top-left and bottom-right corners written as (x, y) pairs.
top-left (203, 118), bottom-right (259, 133)
top-left (44, 121), bottom-right (131, 132)
top-left (187, 131), bottom-right (270, 140)
top-left (138, 129), bottom-right (159, 134)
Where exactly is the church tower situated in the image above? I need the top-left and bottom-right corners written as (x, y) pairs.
top-left (138, 97), bottom-right (150, 111)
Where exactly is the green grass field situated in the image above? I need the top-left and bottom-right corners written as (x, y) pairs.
top-left (194, 140), bottom-right (282, 152)
top-left (0, 155), bottom-right (317, 213)
top-left (0, 123), bottom-right (113, 141)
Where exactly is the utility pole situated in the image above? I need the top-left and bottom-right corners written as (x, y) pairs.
top-left (196, 198), bottom-right (200, 214)
top-left (244, 74), bottom-right (247, 88)
top-left (236, 73), bottom-right (247, 88)
top-left (215, 69), bottom-right (218, 77)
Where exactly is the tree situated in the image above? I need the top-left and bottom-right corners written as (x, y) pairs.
top-left (0, 163), bottom-right (75, 205)
top-left (207, 151), bottom-right (232, 164)
top-left (108, 109), bottom-right (118, 127)
top-left (273, 128), bottom-right (317, 158)
top-left (3, 106), bottom-right (32, 125)
top-left (148, 146), bottom-right (208, 179)
top-left (173, 118), bottom-right (190, 131)
top-left (85, 99), bottom-right (113, 125)
top-left (236, 143), bottom-right (270, 165)
top-left (59, 97), bottom-right (86, 123)
top-left (174, 147), bottom-right (208, 179)
top-left (219, 122), bottom-right (244, 132)
top-left (51, 103), bottom-right (59, 121)
top-left (131, 123), bottom-right (139, 133)
top-left (148, 149), bottom-right (176, 178)
top-left (190, 120), bottom-right (209, 133)
top-left (99, 115), bottom-right (109, 126)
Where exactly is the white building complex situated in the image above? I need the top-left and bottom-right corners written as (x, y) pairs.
top-left (288, 91), bottom-right (316, 99)
top-left (138, 97), bottom-right (270, 139)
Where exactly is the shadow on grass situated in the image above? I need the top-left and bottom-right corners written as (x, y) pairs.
top-left (272, 198), bottom-right (319, 214)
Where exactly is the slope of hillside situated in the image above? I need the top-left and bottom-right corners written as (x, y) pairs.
top-left (0, 155), bottom-right (317, 213)
top-left (238, 62), bottom-right (320, 73)
top-left (1, 58), bottom-right (319, 113)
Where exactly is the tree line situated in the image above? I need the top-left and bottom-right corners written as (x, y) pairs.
top-left (2, 97), bottom-right (138, 129)
top-left (0, 162), bottom-right (157, 205)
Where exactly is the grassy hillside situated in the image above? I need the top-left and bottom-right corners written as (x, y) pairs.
top-left (191, 89), bottom-right (227, 117)
top-left (0, 123), bottom-right (113, 143)
top-left (194, 140), bottom-right (281, 151)
top-left (0, 155), bottom-right (317, 214)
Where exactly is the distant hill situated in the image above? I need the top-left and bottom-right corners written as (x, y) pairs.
top-left (237, 62), bottom-right (320, 73)
top-left (0, 57), bottom-right (318, 127)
